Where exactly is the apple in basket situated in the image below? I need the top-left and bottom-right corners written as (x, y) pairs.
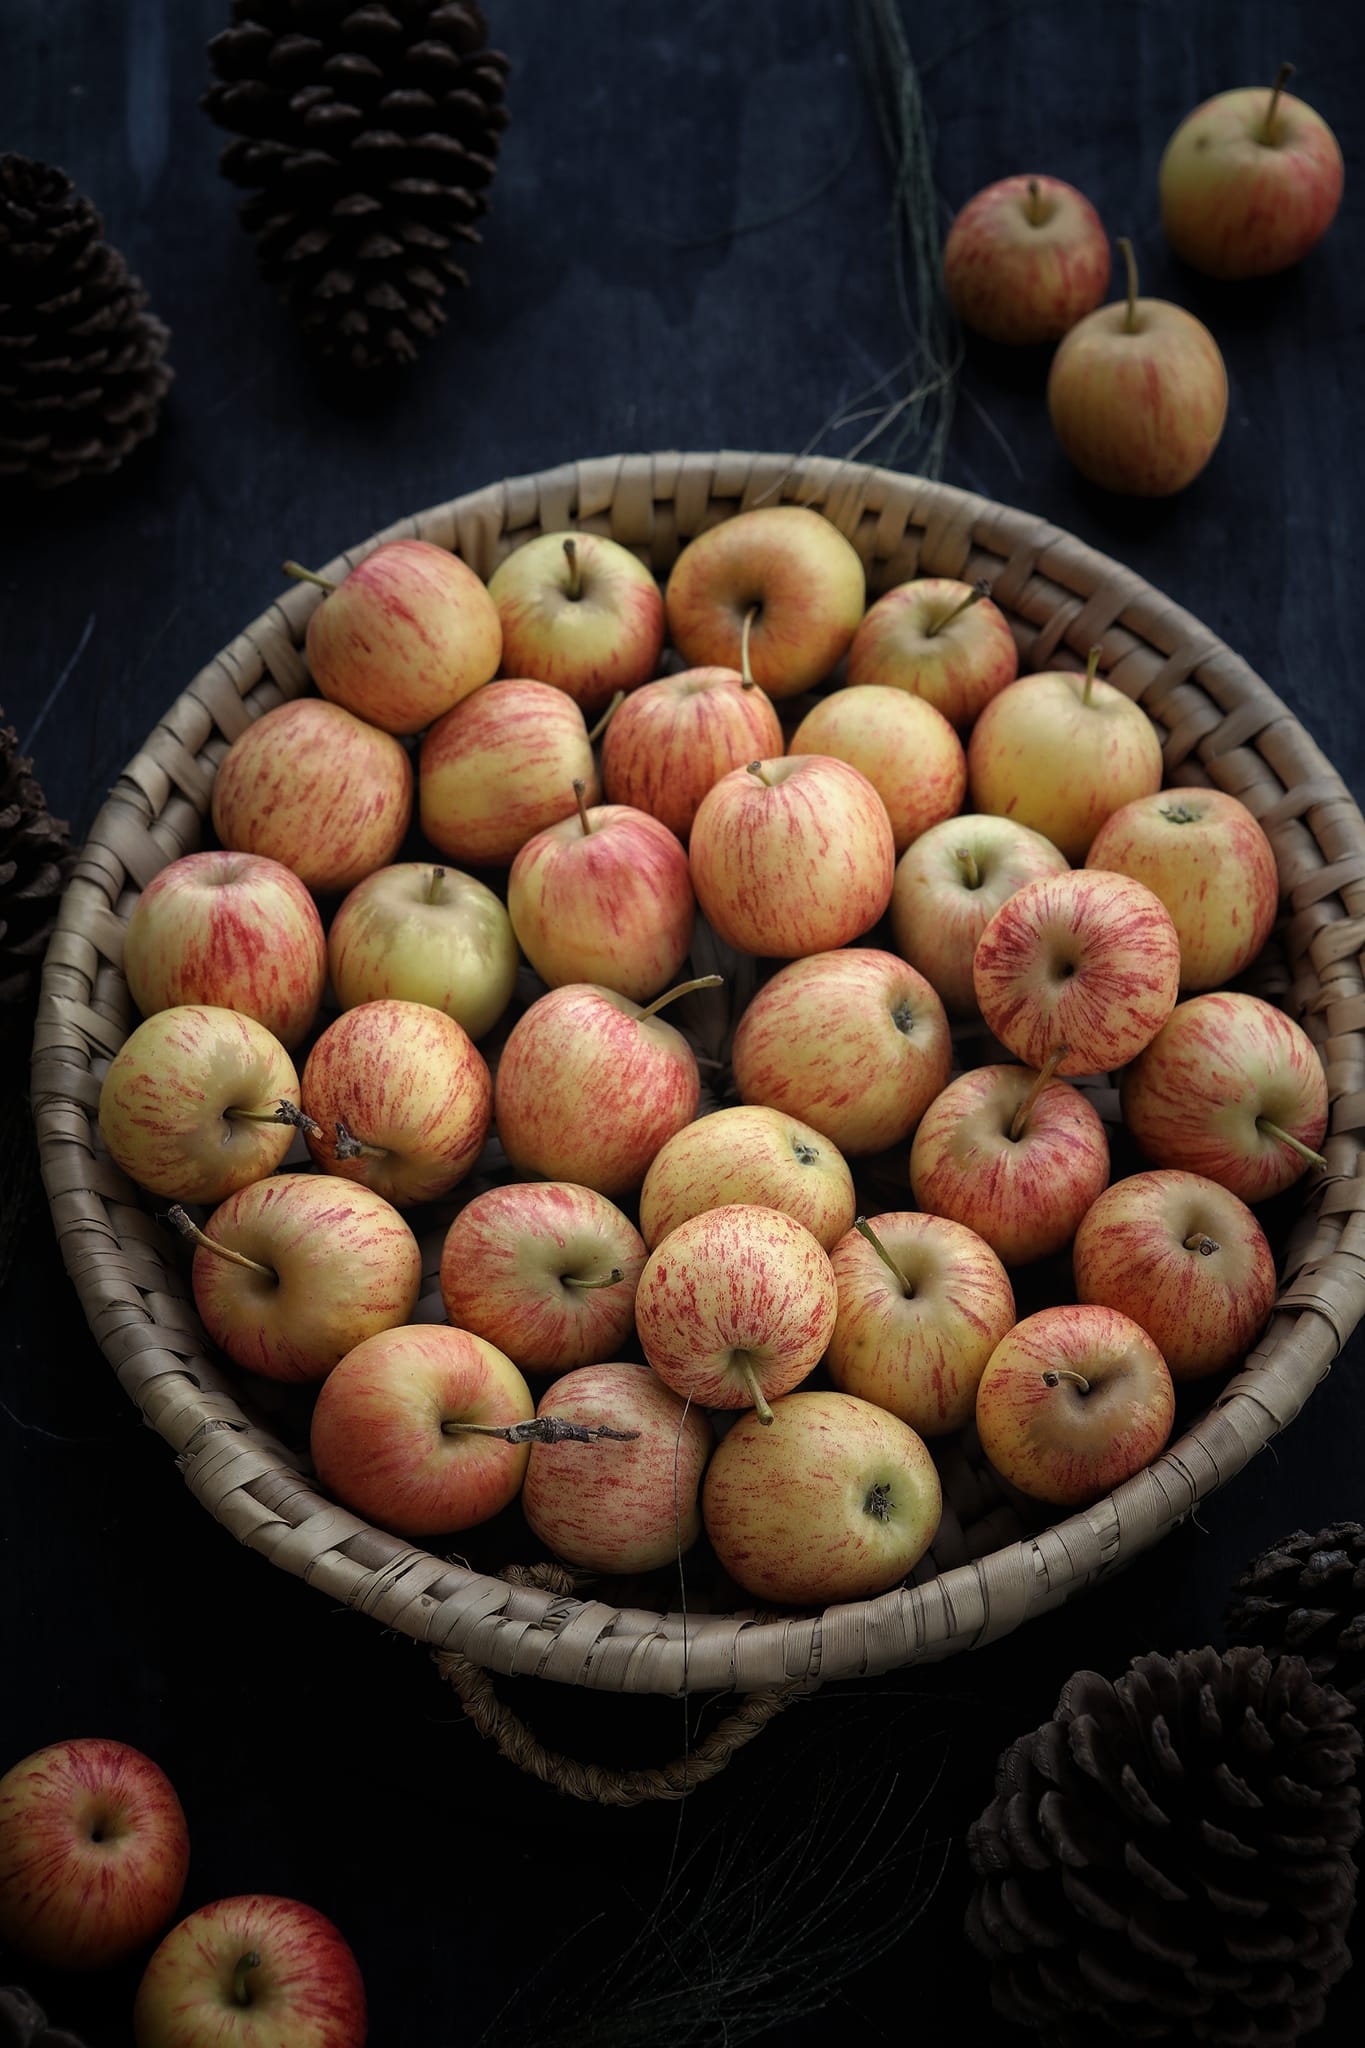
top-left (634, 1203), bottom-right (837, 1423)
top-left (326, 861), bottom-right (519, 1041)
top-left (133, 1894), bottom-right (366, 2048)
top-left (419, 676), bottom-right (601, 868)
top-left (98, 1004), bottom-right (308, 1205)
top-left (942, 174), bottom-right (1111, 345)
top-left (210, 697), bottom-right (412, 896)
top-left (889, 813), bottom-right (1071, 1017)
top-left (786, 684), bottom-right (968, 855)
top-left (122, 849), bottom-right (327, 1050)
top-left (486, 529), bottom-right (665, 716)
top-left (599, 665), bottom-right (784, 839)
top-left (288, 535), bottom-right (501, 735)
top-left (846, 576), bottom-right (1019, 728)
top-left (177, 1173), bottom-right (423, 1383)
top-left (702, 1389), bottom-right (943, 1605)
top-left (439, 1180), bottom-right (646, 1374)
top-left (638, 1104), bottom-right (856, 1252)
top-left (521, 1362), bottom-right (715, 1574)
top-left (0, 1737), bottom-right (190, 1971)
top-left (974, 1303), bottom-right (1176, 1508)
top-left (664, 503), bottom-right (866, 699)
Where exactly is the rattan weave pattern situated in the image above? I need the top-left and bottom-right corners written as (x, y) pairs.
top-left (29, 450), bottom-right (1365, 1703)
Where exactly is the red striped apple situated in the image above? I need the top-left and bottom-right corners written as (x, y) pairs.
top-left (787, 684), bottom-right (967, 855)
top-left (638, 1104), bottom-right (856, 1251)
top-left (326, 861), bottom-right (518, 1041)
top-left (846, 577), bottom-right (1019, 729)
top-left (487, 530), bottom-right (665, 716)
top-left (123, 850), bottom-right (327, 1050)
top-left (133, 1894), bottom-right (366, 2048)
top-left (419, 676), bottom-right (601, 867)
top-left (599, 665), bottom-right (784, 840)
top-left (0, 1738), bottom-right (189, 1972)
top-left (889, 813), bottom-right (1070, 1017)
top-left (944, 175), bottom-right (1110, 344)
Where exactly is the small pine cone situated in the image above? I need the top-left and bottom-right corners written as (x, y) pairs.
top-left (0, 155), bottom-right (172, 490)
top-left (203, 0), bottom-right (510, 373)
top-left (965, 1645), bottom-right (1361, 2047)
top-left (0, 1984), bottom-right (88, 2048)
top-left (0, 713), bottom-right (75, 1038)
top-left (1225, 1522), bottom-right (1365, 1713)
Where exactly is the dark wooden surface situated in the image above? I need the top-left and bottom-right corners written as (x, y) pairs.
top-left (2, 3), bottom-right (1364, 2044)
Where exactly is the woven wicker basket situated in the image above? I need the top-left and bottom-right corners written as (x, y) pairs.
top-left (30, 450), bottom-right (1365, 1801)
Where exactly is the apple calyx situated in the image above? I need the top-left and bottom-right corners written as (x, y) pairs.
top-left (441, 1415), bottom-right (641, 1445)
top-left (927, 579), bottom-right (990, 638)
top-left (561, 1267), bottom-right (625, 1290)
top-left (1159, 800), bottom-right (1202, 826)
top-left (282, 560), bottom-right (339, 595)
top-left (587, 689), bottom-right (624, 745)
top-left (333, 1118), bottom-right (387, 1161)
top-left (955, 845), bottom-right (982, 889)
top-left (746, 759), bottom-right (774, 788)
top-left (635, 972), bottom-right (724, 1022)
top-left (854, 1214), bottom-right (913, 1298)
top-left (167, 1204), bottom-right (275, 1282)
top-left (1256, 1116), bottom-right (1328, 1169)
top-left (425, 866), bottom-right (446, 904)
top-left (572, 778), bottom-right (594, 834)
top-left (864, 1481), bottom-right (894, 1522)
top-left (733, 1352), bottom-right (775, 1426)
top-left (562, 535), bottom-right (583, 601)
top-left (228, 1098), bottom-right (323, 1141)
top-left (1184, 1231), bottom-right (1220, 1256)
top-left (1264, 61), bottom-right (1296, 145)
top-left (233, 1951), bottom-right (262, 2008)
top-left (1117, 236), bottom-right (1139, 335)
top-left (1008, 1047), bottom-right (1069, 1143)
top-left (1042, 1368), bottom-right (1092, 1393)
top-left (1080, 645), bottom-right (1102, 708)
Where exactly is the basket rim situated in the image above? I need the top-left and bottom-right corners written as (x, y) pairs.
top-left (30, 448), bottom-right (1365, 1699)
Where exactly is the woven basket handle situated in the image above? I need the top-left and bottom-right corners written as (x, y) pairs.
top-left (434, 1649), bottom-right (807, 1805)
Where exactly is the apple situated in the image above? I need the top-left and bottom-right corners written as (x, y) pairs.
top-left (326, 861), bottom-right (519, 1041)
top-left (98, 1004), bottom-right (305, 1204)
top-left (1119, 990), bottom-right (1329, 1203)
top-left (487, 530), bottom-right (665, 715)
top-left (827, 1212), bottom-right (1016, 1436)
top-left (309, 1322), bottom-right (533, 1536)
top-left (664, 504), bottom-right (865, 700)
top-left (0, 1738), bottom-right (189, 1972)
top-left (210, 697), bottom-right (412, 896)
top-left (493, 975), bottom-right (713, 1199)
top-left (702, 1389), bottom-right (942, 1605)
top-left (638, 1104), bottom-right (856, 1252)
top-left (507, 790), bottom-right (696, 1002)
top-left (889, 813), bottom-right (1070, 1017)
top-left (1084, 786), bottom-right (1280, 991)
top-left (289, 536), bottom-right (501, 735)
top-left (1072, 1170), bottom-right (1277, 1380)
top-left (123, 850), bottom-right (327, 1051)
top-left (1159, 65), bottom-right (1345, 280)
top-left (599, 665), bottom-right (784, 840)
top-left (729, 947), bottom-right (952, 1156)
top-left (689, 755), bottom-right (895, 958)
top-left (438, 1180), bottom-right (646, 1373)
top-left (133, 1894), bottom-right (366, 2048)
top-left (634, 1203), bottom-right (837, 1422)
top-left (973, 868), bottom-right (1181, 1076)
top-left (966, 646), bottom-right (1165, 863)
top-left (419, 676), bottom-right (601, 868)
top-left (181, 1173), bottom-right (423, 1383)
top-left (1047, 237), bottom-right (1228, 496)
top-left (521, 1362), bottom-right (715, 1574)
top-left (943, 174), bottom-right (1111, 345)
top-left (909, 1060), bottom-right (1110, 1266)
top-left (974, 1304), bottom-right (1176, 1508)
top-left (302, 999), bottom-right (491, 1207)
top-left (845, 577), bottom-right (1019, 729)
top-left (787, 685), bottom-right (967, 855)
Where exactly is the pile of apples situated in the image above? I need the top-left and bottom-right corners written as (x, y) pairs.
top-left (92, 497), bottom-right (1330, 1622)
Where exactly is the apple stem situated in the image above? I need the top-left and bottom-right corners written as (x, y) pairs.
top-left (425, 866), bottom-right (445, 904)
top-left (746, 759), bottom-right (774, 787)
top-left (441, 1415), bottom-right (641, 1445)
top-left (573, 778), bottom-right (594, 834)
top-left (167, 1204), bottom-right (275, 1281)
top-left (1042, 1368), bottom-right (1091, 1394)
top-left (738, 1357), bottom-right (775, 1426)
top-left (232, 1951), bottom-right (261, 2008)
top-left (1025, 177), bottom-right (1045, 227)
top-left (333, 1118), bottom-right (387, 1161)
top-left (1257, 1117), bottom-right (1328, 1169)
top-left (563, 535), bottom-right (583, 601)
top-left (1081, 645), bottom-right (1102, 708)
top-left (227, 1099), bottom-right (323, 1140)
top-left (282, 560), bottom-right (338, 594)
top-left (1008, 1046), bottom-right (1069, 1142)
top-left (955, 846), bottom-right (981, 889)
top-left (587, 689), bottom-right (624, 745)
top-left (635, 972), bottom-right (724, 1021)
top-left (740, 604), bottom-right (760, 687)
top-left (1117, 236), bottom-right (1139, 335)
top-left (1183, 1232), bottom-right (1221, 1256)
top-left (854, 1214), bottom-right (913, 1297)
top-left (1263, 60), bottom-right (1295, 144)
top-left (561, 1268), bottom-right (624, 1290)
top-left (926, 579), bottom-right (990, 637)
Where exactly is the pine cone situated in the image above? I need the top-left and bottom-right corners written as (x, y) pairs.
top-left (0, 1984), bottom-right (88, 2048)
top-left (1225, 1522), bottom-right (1365, 1714)
top-left (0, 713), bottom-right (75, 1038)
top-left (0, 155), bottom-right (172, 490)
top-left (203, 0), bottom-right (510, 373)
top-left (965, 1645), bottom-right (1361, 2046)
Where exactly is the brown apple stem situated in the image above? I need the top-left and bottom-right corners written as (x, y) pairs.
top-left (1263, 61), bottom-right (1295, 144)
top-left (561, 1268), bottom-right (624, 1290)
top-left (1008, 1046), bottom-right (1069, 1142)
top-left (586, 690), bottom-right (624, 745)
top-left (167, 1205), bottom-right (275, 1281)
top-left (746, 759), bottom-right (774, 787)
top-left (1183, 1232), bottom-right (1221, 1256)
top-left (232, 1952), bottom-right (262, 2008)
top-left (441, 1415), bottom-right (641, 1445)
top-left (1042, 1368), bottom-right (1091, 1393)
top-left (1025, 177), bottom-right (1045, 227)
top-left (227, 1099), bottom-right (323, 1140)
top-left (926, 579), bottom-right (990, 636)
top-left (572, 778), bottom-right (594, 834)
top-left (740, 604), bottom-right (760, 687)
top-left (1081, 645), bottom-right (1102, 708)
top-left (333, 1119), bottom-right (387, 1161)
top-left (955, 846), bottom-right (981, 889)
top-left (1257, 1117), bottom-right (1328, 1169)
top-left (563, 535), bottom-right (582, 601)
top-left (1117, 235), bottom-right (1139, 334)
top-left (282, 560), bottom-right (338, 593)
top-left (425, 866), bottom-right (445, 904)
top-left (737, 1357), bottom-right (775, 1426)
top-left (853, 1214), bottom-right (913, 1296)
top-left (635, 973), bottom-right (724, 1021)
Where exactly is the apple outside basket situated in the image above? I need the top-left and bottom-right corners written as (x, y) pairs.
top-left (30, 451), bottom-right (1365, 1805)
